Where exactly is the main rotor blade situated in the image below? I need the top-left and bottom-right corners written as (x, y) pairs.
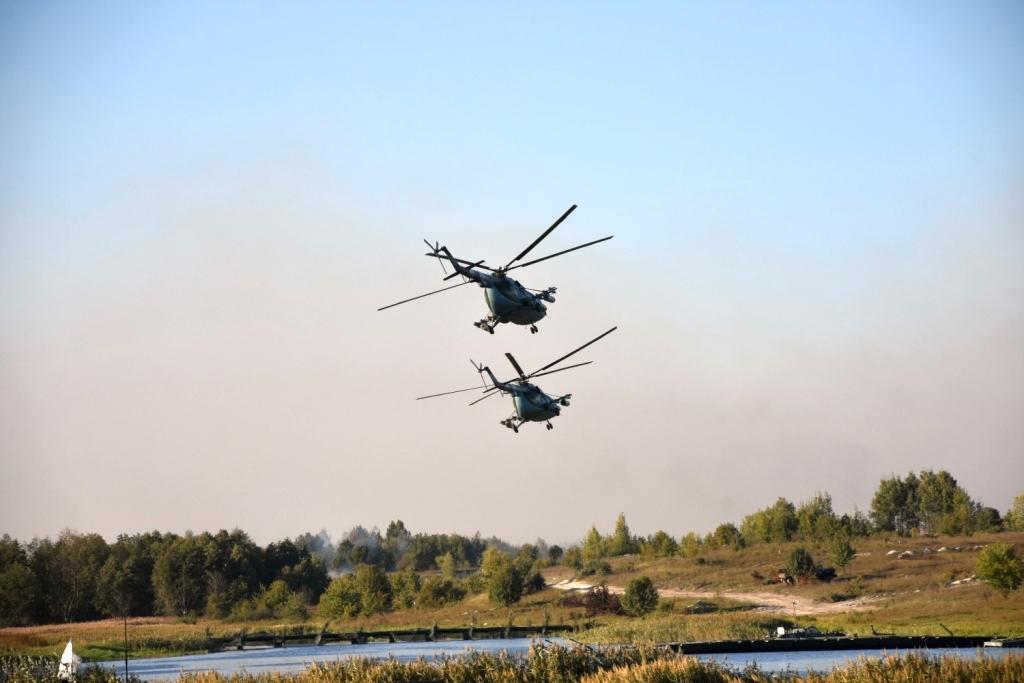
top-left (528, 326), bottom-right (617, 377)
top-left (505, 235), bottom-right (614, 272)
top-left (416, 384), bottom-right (492, 400)
top-left (469, 390), bottom-right (502, 406)
top-left (377, 281), bottom-right (472, 311)
top-left (505, 353), bottom-right (527, 380)
top-left (527, 360), bottom-right (593, 380)
top-left (425, 252), bottom-right (498, 272)
top-left (504, 204), bottom-right (577, 269)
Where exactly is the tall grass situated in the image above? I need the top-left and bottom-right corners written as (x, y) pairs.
top-left (581, 653), bottom-right (1024, 683)
top-left (174, 646), bottom-right (1021, 683)
top-left (4, 645), bottom-right (1022, 682)
top-left (0, 656), bottom-right (126, 683)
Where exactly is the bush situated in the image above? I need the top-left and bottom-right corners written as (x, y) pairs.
top-left (523, 569), bottom-right (546, 595)
top-left (559, 584), bottom-right (622, 616)
top-left (417, 577), bottom-right (466, 607)
top-left (621, 576), bottom-right (659, 617)
top-left (488, 559), bottom-right (523, 606)
top-left (976, 543), bottom-right (1024, 597)
top-left (785, 547), bottom-right (816, 579)
top-left (318, 575), bottom-right (361, 617)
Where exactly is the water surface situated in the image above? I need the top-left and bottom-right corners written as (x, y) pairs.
top-left (93, 639), bottom-right (1015, 680)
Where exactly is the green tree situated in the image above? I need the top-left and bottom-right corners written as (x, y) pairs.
top-left (563, 546), bottom-right (583, 570)
top-left (417, 577), bottom-right (466, 607)
top-left (486, 553), bottom-right (523, 606)
top-left (48, 530), bottom-right (110, 622)
top-left (826, 532), bottom-right (855, 573)
top-left (974, 507), bottom-right (1002, 533)
top-left (785, 547), bottom-right (816, 579)
top-left (547, 545), bottom-right (564, 565)
top-left (1005, 493), bottom-right (1024, 531)
top-left (153, 534), bottom-right (207, 617)
top-left (975, 544), bottom-right (1024, 597)
top-left (679, 533), bottom-right (703, 558)
top-left (870, 473), bottom-right (920, 535)
top-left (796, 493), bottom-right (839, 542)
top-left (741, 498), bottom-right (797, 544)
top-left (582, 526), bottom-right (605, 563)
top-left (389, 568), bottom-right (421, 609)
top-left (354, 564), bottom-right (392, 615)
top-left (606, 514), bottom-right (637, 556)
top-left (0, 536), bottom-right (33, 626)
top-left (917, 470), bottom-right (974, 535)
top-left (436, 551), bottom-right (456, 580)
top-left (318, 575), bottom-right (361, 617)
top-left (710, 523), bottom-right (744, 550)
top-left (621, 576), bottom-right (659, 616)
top-left (647, 531), bottom-right (678, 557)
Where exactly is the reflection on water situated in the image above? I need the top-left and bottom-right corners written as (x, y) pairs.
top-left (93, 639), bottom-right (1015, 681)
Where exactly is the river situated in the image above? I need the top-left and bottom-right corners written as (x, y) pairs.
top-left (93, 638), bottom-right (1016, 680)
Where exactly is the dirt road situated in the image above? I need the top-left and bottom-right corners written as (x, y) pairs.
top-left (550, 579), bottom-right (881, 616)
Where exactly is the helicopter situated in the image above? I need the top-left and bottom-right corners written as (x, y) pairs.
top-left (377, 205), bottom-right (612, 334)
top-left (416, 326), bottom-right (617, 432)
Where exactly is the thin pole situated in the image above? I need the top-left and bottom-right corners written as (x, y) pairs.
top-left (123, 612), bottom-right (128, 680)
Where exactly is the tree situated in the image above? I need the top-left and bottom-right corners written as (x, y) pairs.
top-left (417, 577), bottom-right (466, 607)
top-left (606, 514), bottom-right (637, 556)
top-left (153, 534), bottom-right (207, 616)
top-left (0, 536), bottom-right (33, 627)
top-left (389, 568), bottom-right (421, 609)
top-left (548, 545), bottom-right (564, 565)
top-left (621, 576), bottom-right (659, 616)
top-left (826, 532), bottom-right (855, 573)
top-left (975, 544), bottom-right (1023, 597)
top-left (974, 507), bottom-right (1002, 533)
top-left (38, 530), bottom-right (110, 622)
top-left (354, 564), bottom-right (392, 615)
top-left (870, 473), bottom-right (920, 535)
top-left (486, 553), bottom-right (523, 606)
top-left (563, 546), bottom-right (583, 570)
top-left (785, 548), bottom-right (816, 579)
top-left (582, 526), bottom-right (605, 563)
top-left (319, 575), bottom-right (361, 617)
top-left (710, 523), bottom-right (744, 550)
top-left (796, 493), bottom-right (839, 542)
top-left (436, 551), bottom-right (456, 580)
top-left (917, 470), bottom-right (974, 535)
top-left (741, 498), bottom-right (797, 544)
top-left (647, 531), bottom-right (678, 557)
top-left (679, 533), bottom-right (703, 558)
top-left (1005, 493), bottom-right (1024, 531)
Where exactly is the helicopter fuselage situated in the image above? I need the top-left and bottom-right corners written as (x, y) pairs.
top-left (511, 382), bottom-right (562, 422)
top-left (484, 281), bottom-right (546, 324)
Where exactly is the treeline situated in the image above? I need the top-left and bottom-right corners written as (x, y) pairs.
top-left (2, 470), bottom-right (1021, 628)
top-left (0, 523), bottom-right (541, 627)
top-left (561, 471), bottom-right (1023, 574)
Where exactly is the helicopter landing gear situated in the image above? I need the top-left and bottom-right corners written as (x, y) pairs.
top-left (474, 317), bottom-right (497, 334)
top-left (545, 421), bottom-right (554, 431)
top-left (529, 324), bottom-right (539, 334)
top-left (500, 417), bottom-right (520, 433)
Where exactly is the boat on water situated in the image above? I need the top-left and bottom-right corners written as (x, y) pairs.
top-left (58, 640), bottom-right (81, 680)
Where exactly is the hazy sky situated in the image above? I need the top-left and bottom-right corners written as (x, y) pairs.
top-left (2, 2), bottom-right (1022, 546)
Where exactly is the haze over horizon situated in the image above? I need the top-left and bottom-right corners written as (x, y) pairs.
top-left (2, 2), bottom-right (1022, 547)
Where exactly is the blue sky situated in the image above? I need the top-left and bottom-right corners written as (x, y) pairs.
top-left (1, 2), bottom-right (1022, 542)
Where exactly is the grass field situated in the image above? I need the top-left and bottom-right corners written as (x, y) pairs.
top-left (2, 532), bottom-right (1021, 661)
